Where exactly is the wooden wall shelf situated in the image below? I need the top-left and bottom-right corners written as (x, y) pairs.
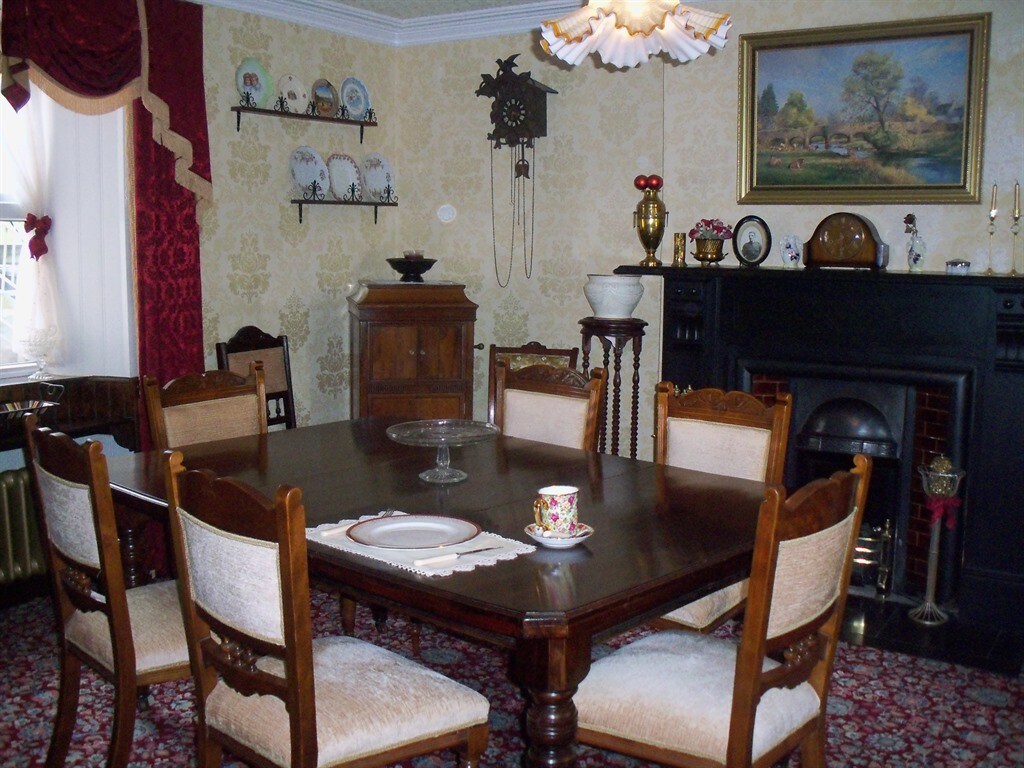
top-left (230, 106), bottom-right (377, 142)
top-left (290, 199), bottom-right (397, 224)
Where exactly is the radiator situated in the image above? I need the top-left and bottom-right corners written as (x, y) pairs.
top-left (0, 468), bottom-right (45, 585)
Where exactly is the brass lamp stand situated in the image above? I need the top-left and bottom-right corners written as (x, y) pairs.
top-left (909, 455), bottom-right (965, 626)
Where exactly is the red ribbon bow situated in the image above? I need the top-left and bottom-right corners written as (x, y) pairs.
top-left (24, 213), bottom-right (51, 259)
top-left (925, 496), bottom-right (961, 530)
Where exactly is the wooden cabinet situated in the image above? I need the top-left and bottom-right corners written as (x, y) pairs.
top-left (348, 282), bottom-right (477, 419)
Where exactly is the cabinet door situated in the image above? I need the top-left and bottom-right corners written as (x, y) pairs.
top-left (367, 394), bottom-right (465, 420)
top-left (418, 324), bottom-right (464, 379)
top-left (367, 325), bottom-right (418, 381)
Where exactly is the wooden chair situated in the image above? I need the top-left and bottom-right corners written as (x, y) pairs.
top-left (23, 414), bottom-right (190, 768)
top-left (142, 365), bottom-right (268, 451)
top-left (163, 452), bottom-right (490, 768)
top-left (491, 361), bottom-right (607, 452)
top-left (653, 384), bottom-right (793, 632)
top-left (575, 454), bottom-right (872, 768)
top-left (487, 341), bottom-right (579, 423)
top-left (216, 325), bottom-right (296, 430)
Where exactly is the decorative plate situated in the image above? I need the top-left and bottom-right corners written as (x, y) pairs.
top-left (340, 76), bottom-right (371, 121)
top-left (347, 515), bottom-right (481, 549)
top-left (289, 146), bottom-right (329, 196)
top-left (235, 57), bottom-right (271, 108)
top-left (327, 152), bottom-right (363, 201)
top-left (311, 78), bottom-right (338, 118)
top-left (525, 523), bottom-right (593, 550)
top-left (362, 152), bottom-right (396, 203)
top-left (277, 74), bottom-right (308, 113)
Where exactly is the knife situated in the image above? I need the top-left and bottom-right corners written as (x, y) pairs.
top-left (413, 546), bottom-right (501, 567)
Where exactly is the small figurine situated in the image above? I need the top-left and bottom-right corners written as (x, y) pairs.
top-left (905, 213), bottom-right (926, 272)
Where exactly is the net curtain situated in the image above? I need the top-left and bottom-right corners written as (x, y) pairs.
top-left (1, 0), bottom-right (211, 395)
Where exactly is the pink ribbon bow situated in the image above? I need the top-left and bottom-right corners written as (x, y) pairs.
top-left (24, 213), bottom-right (51, 259)
top-left (925, 496), bottom-right (960, 530)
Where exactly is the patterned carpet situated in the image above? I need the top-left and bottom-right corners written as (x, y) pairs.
top-left (1, 588), bottom-right (1021, 768)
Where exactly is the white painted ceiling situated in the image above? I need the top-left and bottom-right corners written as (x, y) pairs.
top-left (196, 0), bottom-right (582, 46)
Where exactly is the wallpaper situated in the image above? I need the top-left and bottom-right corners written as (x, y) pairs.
top-left (200, 0), bottom-right (1024, 460)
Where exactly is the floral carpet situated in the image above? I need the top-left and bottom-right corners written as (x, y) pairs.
top-left (1, 589), bottom-right (1021, 768)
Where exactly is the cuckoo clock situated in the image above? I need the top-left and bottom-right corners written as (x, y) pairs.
top-left (476, 55), bottom-right (557, 286)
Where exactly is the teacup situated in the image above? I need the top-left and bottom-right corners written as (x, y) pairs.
top-left (533, 485), bottom-right (579, 535)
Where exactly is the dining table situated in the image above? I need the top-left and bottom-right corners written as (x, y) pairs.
top-left (105, 418), bottom-right (767, 768)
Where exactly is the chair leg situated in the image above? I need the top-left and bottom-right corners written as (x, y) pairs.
top-left (107, 675), bottom-right (139, 768)
top-left (455, 723), bottom-right (489, 768)
top-left (45, 649), bottom-right (82, 768)
top-left (196, 728), bottom-right (223, 768)
top-left (799, 721), bottom-right (827, 768)
top-left (340, 596), bottom-right (356, 636)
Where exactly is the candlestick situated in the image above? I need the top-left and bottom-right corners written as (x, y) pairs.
top-left (990, 183), bottom-right (998, 219)
top-left (1015, 180), bottom-right (1021, 220)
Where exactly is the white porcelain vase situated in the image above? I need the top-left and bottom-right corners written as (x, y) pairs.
top-left (583, 274), bottom-right (644, 319)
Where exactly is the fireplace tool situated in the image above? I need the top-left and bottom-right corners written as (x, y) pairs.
top-left (909, 454), bottom-right (965, 626)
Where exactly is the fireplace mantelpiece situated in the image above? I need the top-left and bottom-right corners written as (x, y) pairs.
top-left (617, 264), bottom-right (1024, 631)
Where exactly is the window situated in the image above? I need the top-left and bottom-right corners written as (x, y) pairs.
top-left (0, 91), bottom-right (134, 378)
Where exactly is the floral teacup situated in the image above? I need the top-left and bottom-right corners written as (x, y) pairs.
top-left (533, 485), bottom-right (579, 535)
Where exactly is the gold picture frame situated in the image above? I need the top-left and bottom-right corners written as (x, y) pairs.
top-left (738, 14), bottom-right (990, 204)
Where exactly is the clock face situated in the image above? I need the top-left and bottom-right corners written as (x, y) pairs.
top-left (819, 214), bottom-right (866, 262)
top-left (501, 97), bottom-right (527, 128)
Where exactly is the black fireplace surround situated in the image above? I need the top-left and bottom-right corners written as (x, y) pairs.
top-left (617, 264), bottom-right (1024, 632)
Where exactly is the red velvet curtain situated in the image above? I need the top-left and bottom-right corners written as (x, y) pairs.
top-left (1, 0), bottom-right (210, 442)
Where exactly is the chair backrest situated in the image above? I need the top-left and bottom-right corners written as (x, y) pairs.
top-left (654, 384), bottom-right (792, 483)
top-left (164, 451), bottom-right (317, 763)
top-left (492, 361), bottom-right (606, 452)
top-left (143, 365), bottom-right (268, 451)
top-left (216, 325), bottom-right (296, 429)
top-left (23, 413), bottom-right (136, 670)
top-left (726, 453), bottom-right (872, 764)
top-left (487, 341), bottom-right (579, 423)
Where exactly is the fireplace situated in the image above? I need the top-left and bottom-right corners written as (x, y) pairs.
top-left (618, 264), bottom-right (1024, 630)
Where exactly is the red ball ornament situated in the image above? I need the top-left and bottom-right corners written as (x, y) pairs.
top-left (648, 175), bottom-right (663, 190)
top-left (633, 175), bottom-right (648, 190)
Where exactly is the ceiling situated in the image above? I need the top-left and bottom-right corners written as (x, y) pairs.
top-left (196, 0), bottom-right (581, 46)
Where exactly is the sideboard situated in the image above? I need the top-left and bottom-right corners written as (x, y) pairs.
top-left (616, 264), bottom-right (1024, 632)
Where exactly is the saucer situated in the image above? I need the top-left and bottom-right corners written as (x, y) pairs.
top-left (525, 523), bottom-right (593, 549)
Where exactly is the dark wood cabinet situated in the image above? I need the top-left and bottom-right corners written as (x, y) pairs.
top-left (348, 282), bottom-right (477, 420)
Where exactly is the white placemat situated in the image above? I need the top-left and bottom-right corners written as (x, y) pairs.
top-left (306, 511), bottom-right (535, 577)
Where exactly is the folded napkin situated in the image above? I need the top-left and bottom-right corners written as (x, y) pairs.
top-left (306, 511), bottom-right (535, 577)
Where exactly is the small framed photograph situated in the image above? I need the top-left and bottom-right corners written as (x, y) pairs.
top-left (732, 215), bottom-right (771, 267)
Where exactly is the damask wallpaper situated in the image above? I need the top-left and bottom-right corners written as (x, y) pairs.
top-left (200, 1), bottom-right (1024, 459)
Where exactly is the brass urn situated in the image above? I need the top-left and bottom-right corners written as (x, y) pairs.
top-left (692, 237), bottom-right (726, 266)
top-left (633, 175), bottom-right (667, 267)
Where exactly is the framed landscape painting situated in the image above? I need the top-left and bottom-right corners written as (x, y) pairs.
top-left (737, 14), bottom-right (990, 204)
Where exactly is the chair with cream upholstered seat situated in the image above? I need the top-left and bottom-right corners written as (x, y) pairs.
top-left (491, 361), bottom-right (607, 452)
top-left (575, 454), bottom-right (872, 768)
top-left (653, 384), bottom-right (792, 632)
top-left (163, 451), bottom-right (490, 768)
top-left (24, 414), bottom-right (191, 768)
top-left (216, 325), bottom-right (296, 430)
top-left (487, 341), bottom-right (580, 423)
top-left (143, 365), bottom-right (268, 451)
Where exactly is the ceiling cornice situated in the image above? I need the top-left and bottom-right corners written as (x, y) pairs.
top-left (196, 0), bottom-right (581, 47)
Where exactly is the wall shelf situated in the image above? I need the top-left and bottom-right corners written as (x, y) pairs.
top-left (290, 199), bottom-right (397, 224)
top-left (231, 106), bottom-right (377, 143)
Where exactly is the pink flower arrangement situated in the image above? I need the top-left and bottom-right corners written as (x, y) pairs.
top-left (688, 218), bottom-right (733, 240)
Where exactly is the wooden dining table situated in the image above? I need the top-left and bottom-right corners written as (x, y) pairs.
top-left (105, 418), bottom-right (767, 768)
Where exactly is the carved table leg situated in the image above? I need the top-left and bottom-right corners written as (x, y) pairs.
top-left (513, 634), bottom-right (592, 768)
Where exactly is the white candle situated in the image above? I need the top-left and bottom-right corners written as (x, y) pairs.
top-left (1015, 181), bottom-right (1021, 219)
top-left (990, 184), bottom-right (998, 219)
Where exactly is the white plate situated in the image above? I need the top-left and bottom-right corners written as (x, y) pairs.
top-left (340, 76), bottom-right (370, 121)
top-left (278, 74), bottom-right (308, 113)
top-left (236, 57), bottom-right (271, 108)
top-left (362, 152), bottom-right (396, 202)
top-left (327, 152), bottom-right (363, 201)
top-left (290, 146), bottom-right (329, 196)
top-left (347, 515), bottom-right (481, 549)
top-left (525, 523), bottom-right (594, 549)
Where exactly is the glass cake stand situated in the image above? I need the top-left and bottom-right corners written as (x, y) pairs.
top-left (386, 419), bottom-right (500, 484)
